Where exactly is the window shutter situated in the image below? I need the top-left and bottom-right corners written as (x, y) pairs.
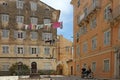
top-left (37, 47), bottom-right (40, 54)
top-left (104, 32), bottom-right (106, 45)
top-left (14, 46), bottom-right (17, 54)
top-left (6, 30), bottom-right (9, 38)
top-left (2, 30), bottom-right (5, 37)
top-left (14, 31), bottom-right (18, 39)
top-left (23, 46), bottom-right (26, 54)
top-left (29, 47), bottom-right (32, 54)
top-left (23, 31), bottom-right (26, 39)
top-left (42, 33), bottom-right (45, 40)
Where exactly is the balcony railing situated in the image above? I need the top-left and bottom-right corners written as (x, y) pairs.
top-left (113, 5), bottom-right (120, 20)
top-left (77, 0), bottom-right (100, 26)
top-left (87, 0), bottom-right (101, 16)
top-left (77, 13), bottom-right (85, 25)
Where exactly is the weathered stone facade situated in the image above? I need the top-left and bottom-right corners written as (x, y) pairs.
top-left (0, 0), bottom-right (60, 75)
top-left (56, 35), bottom-right (73, 76)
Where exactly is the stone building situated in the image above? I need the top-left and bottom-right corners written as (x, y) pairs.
top-left (71, 0), bottom-right (120, 79)
top-left (0, 0), bottom-right (60, 75)
top-left (56, 35), bottom-right (73, 76)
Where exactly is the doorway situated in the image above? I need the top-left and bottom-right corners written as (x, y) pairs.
top-left (31, 62), bottom-right (37, 73)
top-left (71, 66), bottom-right (73, 75)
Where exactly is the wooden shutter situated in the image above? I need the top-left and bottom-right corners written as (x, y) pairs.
top-left (14, 31), bottom-right (18, 39)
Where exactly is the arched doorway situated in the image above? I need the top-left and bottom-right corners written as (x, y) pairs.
top-left (31, 62), bottom-right (37, 73)
top-left (57, 64), bottom-right (63, 75)
top-left (18, 62), bottom-right (23, 75)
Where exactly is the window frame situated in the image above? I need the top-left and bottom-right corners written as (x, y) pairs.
top-left (83, 41), bottom-right (88, 53)
top-left (104, 29), bottom-right (111, 46)
top-left (30, 1), bottom-right (37, 11)
top-left (2, 45), bottom-right (9, 54)
top-left (1, 14), bottom-right (9, 22)
top-left (92, 36), bottom-right (97, 50)
top-left (44, 47), bottom-right (50, 55)
top-left (30, 17), bottom-right (38, 25)
top-left (77, 0), bottom-right (80, 7)
top-left (103, 59), bottom-right (110, 72)
top-left (30, 32), bottom-right (38, 40)
top-left (17, 46), bottom-right (24, 54)
top-left (16, 0), bottom-right (24, 9)
top-left (2, 30), bottom-right (9, 39)
top-left (16, 16), bottom-right (24, 23)
top-left (91, 62), bottom-right (96, 72)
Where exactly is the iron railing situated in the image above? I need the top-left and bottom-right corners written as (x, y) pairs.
top-left (87, 0), bottom-right (101, 16)
top-left (77, 0), bottom-right (100, 26)
top-left (113, 5), bottom-right (120, 20)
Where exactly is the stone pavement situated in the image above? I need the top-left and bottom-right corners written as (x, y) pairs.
top-left (19, 75), bottom-right (120, 80)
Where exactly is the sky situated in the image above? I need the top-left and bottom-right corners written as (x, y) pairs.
top-left (40, 0), bottom-right (73, 41)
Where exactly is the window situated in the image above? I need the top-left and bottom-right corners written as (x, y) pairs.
top-left (30, 1), bottom-right (37, 11)
top-left (2, 45), bottom-right (9, 54)
top-left (44, 19), bottom-right (51, 24)
top-left (14, 31), bottom-right (26, 39)
top-left (29, 46), bottom-right (39, 54)
top-left (76, 32), bottom-right (80, 42)
top-left (84, 8), bottom-right (88, 17)
top-left (1, 14), bottom-right (9, 22)
top-left (83, 42), bottom-right (88, 53)
top-left (44, 47), bottom-right (50, 55)
top-left (2, 30), bottom-right (9, 38)
top-left (104, 5), bottom-right (112, 20)
top-left (90, 17), bottom-right (97, 29)
top-left (30, 17), bottom-right (38, 25)
top-left (104, 29), bottom-right (111, 45)
top-left (76, 45), bottom-right (80, 55)
top-left (17, 47), bottom-right (24, 54)
top-left (104, 59), bottom-right (110, 72)
top-left (92, 62), bottom-right (96, 72)
top-left (31, 48), bottom-right (37, 54)
top-left (16, 0), bottom-right (24, 9)
top-left (42, 33), bottom-right (52, 41)
top-left (2, 63), bottom-right (9, 71)
top-left (44, 62), bottom-right (52, 70)
top-left (77, 0), bottom-right (80, 7)
top-left (30, 32), bottom-right (38, 40)
top-left (2, 2), bottom-right (8, 7)
top-left (92, 36), bottom-right (97, 50)
top-left (76, 64), bottom-right (80, 72)
top-left (92, 0), bottom-right (97, 7)
top-left (66, 46), bottom-right (69, 52)
top-left (82, 26), bottom-right (87, 34)
top-left (16, 16), bottom-right (24, 23)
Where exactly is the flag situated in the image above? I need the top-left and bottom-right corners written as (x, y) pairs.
top-left (52, 22), bottom-right (63, 29)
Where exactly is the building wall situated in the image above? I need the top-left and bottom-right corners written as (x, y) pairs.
top-left (71, 0), bottom-right (120, 79)
top-left (56, 35), bottom-right (73, 75)
top-left (0, 0), bottom-right (60, 75)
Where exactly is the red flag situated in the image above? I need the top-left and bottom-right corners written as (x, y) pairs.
top-left (52, 22), bottom-right (61, 28)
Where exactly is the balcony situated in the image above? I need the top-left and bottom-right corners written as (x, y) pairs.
top-left (87, 0), bottom-right (101, 16)
top-left (77, 13), bottom-right (85, 26)
top-left (78, 0), bottom-right (100, 26)
top-left (113, 5), bottom-right (120, 20)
